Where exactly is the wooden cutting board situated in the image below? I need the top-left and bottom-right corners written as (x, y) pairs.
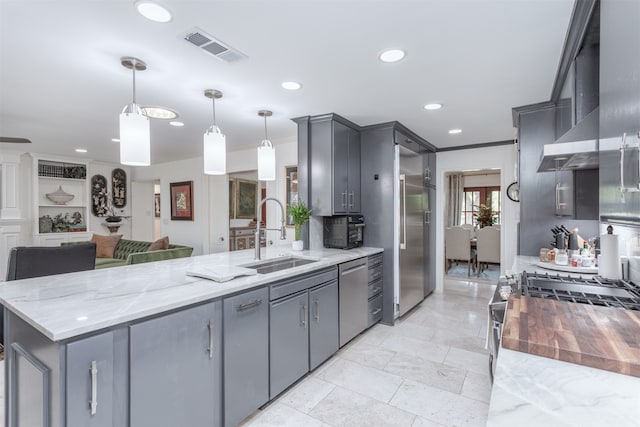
top-left (502, 295), bottom-right (640, 377)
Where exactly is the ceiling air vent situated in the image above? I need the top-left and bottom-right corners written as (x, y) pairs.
top-left (183, 28), bottom-right (247, 63)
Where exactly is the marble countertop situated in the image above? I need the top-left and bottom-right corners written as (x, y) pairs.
top-left (0, 246), bottom-right (382, 342)
top-left (488, 348), bottom-right (640, 426)
top-left (488, 255), bottom-right (640, 425)
top-left (511, 255), bottom-right (598, 279)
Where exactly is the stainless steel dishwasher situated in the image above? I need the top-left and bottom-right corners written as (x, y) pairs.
top-left (339, 257), bottom-right (369, 347)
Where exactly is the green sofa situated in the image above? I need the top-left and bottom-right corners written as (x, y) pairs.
top-left (63, 238), bottom-right (193, 269)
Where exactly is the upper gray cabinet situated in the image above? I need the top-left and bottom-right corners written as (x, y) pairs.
top-left (599, 0), bottom-right (640, 224)
top-left (310, 115), bottom-right (361, 215)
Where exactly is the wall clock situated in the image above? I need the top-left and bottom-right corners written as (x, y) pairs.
top-left (507, 182), bottom-right (520, 202)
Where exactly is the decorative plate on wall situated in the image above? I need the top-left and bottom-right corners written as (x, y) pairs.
top-left (112, 168), bottom-right (127, 208)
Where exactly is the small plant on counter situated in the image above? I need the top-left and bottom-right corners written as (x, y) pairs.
top-left (287, 201), bottom-right (312, 242)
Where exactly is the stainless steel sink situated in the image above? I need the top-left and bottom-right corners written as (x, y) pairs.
top-left (242, 256), bottom-right (318, 274)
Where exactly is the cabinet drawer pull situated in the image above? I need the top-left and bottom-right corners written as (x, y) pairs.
top-left (371, 308), bottom-right (382, 315)
top-left (207, 320), bottom-right (214, 359)
top-left (236, 299), bottom-right (262, 312)
top-left (373, 287), bottom-right (381, 294)
top-left (89, 360), bottom-right (98, 415)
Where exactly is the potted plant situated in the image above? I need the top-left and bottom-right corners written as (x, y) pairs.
top-left (287, 201), bottom-right (312, 251)
top-left (474, 204), bottom-right (496, 228)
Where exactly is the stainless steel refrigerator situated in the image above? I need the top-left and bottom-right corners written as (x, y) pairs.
top-left (360, 124), bottom-right (436, 324)
top-left (396, 144), bottom-right (426, 316)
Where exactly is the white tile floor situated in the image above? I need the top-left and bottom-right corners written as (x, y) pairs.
top-left (242, 277), bottom-right (495, 427)
top-left (0, 277), bottom-right (495, 427)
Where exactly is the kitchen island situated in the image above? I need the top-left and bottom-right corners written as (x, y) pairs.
top-left (0, 246), bottom-right (383, 427)
top-left (487, 255), bottom-right (640, 426)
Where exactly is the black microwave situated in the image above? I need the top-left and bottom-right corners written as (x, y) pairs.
top-left (323, 215), bottom-right (365, 249)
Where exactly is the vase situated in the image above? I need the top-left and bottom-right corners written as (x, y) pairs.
top-left (292, 240), bottom-right (304, 251)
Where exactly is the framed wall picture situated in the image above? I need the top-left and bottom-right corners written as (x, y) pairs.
top-left (228, 178), bottom-right (236, 219)
top-left (285, 165), bottom-right (298, 226)
top-left (236, 179), bottom-right (257, 219)
top-left (154, 193), bottom-right (161, 218)
top-left (170, 181), bottom-right (193, 221)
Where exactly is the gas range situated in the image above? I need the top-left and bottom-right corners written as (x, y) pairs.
top-left (522, 272), bottom-right (640, 311)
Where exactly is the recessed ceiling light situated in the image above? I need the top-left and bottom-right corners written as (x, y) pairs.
top-left (379, 49), bottom-right (405, 63)
top-left (141, 106), bottom-right (179, 119)
top-left (424, 103), bottom-right (443, 111)
top-left (169, 121), bottom-right (184, 127)
top-left (135, 1), bottom-right (172, 23)
top-left (448, 129), bottom-right (462, 134)
top-left (75, 148), bottom-right (87, 153)
top-left (281, 81), bottom-right (302, 90)
top-left (111, 138), bottom-right (120, 143)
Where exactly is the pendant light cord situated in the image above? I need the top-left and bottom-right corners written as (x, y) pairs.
top-left (212, 97), bottom-right (217, 126)
top-left (263, 115), bottom-right (268, 140)
top-left (132, 62), bottom-right (137, 104)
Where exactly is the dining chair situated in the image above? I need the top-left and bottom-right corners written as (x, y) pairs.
top-left (460, 223), bottom-right (476, 238)
top-left (445, 226), bottom-right (476, 276)
top-left (476, 226), bottom-right (500, 276)
top-left (2, 242), bottom-right (97, 344)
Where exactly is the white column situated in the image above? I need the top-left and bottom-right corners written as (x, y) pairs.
top-left (0, 152), bottom-right (22, 219)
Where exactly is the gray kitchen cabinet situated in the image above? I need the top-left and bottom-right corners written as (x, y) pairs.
top-left (66, 332), bottom-right (114, 427)
top-left (310, 114), bottom-right (361, 215)
top-left (268, 267), bottom-right (339, 398)
top-left (308, 280), bottom-right (339, 370)
top-left (269, 290), bottom-right (309, 398)
top-left (599, 0), bottom-right (640, 224)
top-left (223, 287), bottom-right (269, 427)
top-left (130, 301), bottom-right (222, 427)
top-left (367, 254), bottom-right (384, 327)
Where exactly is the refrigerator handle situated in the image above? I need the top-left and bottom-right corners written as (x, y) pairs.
top-left (400, 174), bottom-right (406, 250)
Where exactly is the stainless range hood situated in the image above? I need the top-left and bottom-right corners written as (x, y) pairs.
top-left (537, 108), bottom-right (599, 172)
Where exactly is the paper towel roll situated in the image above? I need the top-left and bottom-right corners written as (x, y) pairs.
top-left (599, 234), bottom-right (622, 279)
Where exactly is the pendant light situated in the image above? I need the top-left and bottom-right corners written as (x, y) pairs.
top-left (257, 110), bottom-right (275, 181)
top-left (119, 57), bottom-right (150, 166)
top-left (203, 89), bottom-right (226, 175)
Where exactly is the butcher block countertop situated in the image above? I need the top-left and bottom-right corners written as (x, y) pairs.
top-left (502, 295), bottom-right (640, 377)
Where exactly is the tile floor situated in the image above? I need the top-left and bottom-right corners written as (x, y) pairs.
top-left (242, 276), bottom-right (495, 427)
top-left (0, 276), bottom-right (495, 427)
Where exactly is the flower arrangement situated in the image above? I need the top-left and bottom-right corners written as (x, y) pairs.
top-left (474, 204), bottom-right (496, 228)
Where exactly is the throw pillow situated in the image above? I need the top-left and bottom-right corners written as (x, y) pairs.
top-left (148, 236), bottom-right (169, 251)
top-left (91, 234), bottom-right (122, 258)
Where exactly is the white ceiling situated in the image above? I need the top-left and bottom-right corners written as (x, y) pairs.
top-left (0, 0), bottom-right (574, 165)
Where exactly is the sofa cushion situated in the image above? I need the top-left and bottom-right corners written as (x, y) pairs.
top-left (148, 236), bottom-right (169, 251)
top-left (113, 239), bottom-right (152, 260)
top-left (91, 234), bottom-right (122, 258)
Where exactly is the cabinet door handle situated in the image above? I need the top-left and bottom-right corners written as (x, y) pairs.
top-left (349, 192), bottom-right (355, 208)
top-left (89, 360), bottom-right (98, 415)
top-left (314, 299), bottom-right (320, 323)
top-left (371, 308), bottom-right (382, 315)
top-left (236, 299), bottom-right (262, 312)
top-left (555, 183), bottom-right (560, 210)
top-left (301, 303), bottom-right (307, 329)
top-left (620, 132), bottom-right (627, 203)
top-left (207, 320), bottom-right (214, 360)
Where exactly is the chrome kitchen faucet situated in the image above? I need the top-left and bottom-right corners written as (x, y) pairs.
top-left (255, 197), bottom-right (287, 260)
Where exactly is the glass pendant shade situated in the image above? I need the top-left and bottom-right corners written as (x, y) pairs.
top-left (257, 139), bottom-right (276, 181)
top-left (119, 108), bottom-right (150, 166)
top-left (204, 126), bottom-right (226, 175)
